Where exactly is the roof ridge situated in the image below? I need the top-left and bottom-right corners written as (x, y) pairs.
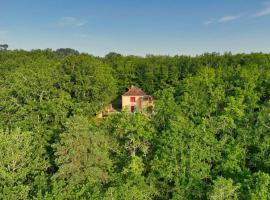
top-left (123, 85), bottom-right (146, 96)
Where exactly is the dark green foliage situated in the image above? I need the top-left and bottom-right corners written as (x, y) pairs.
top-left (55, 48), bottom-right (79, 57)
top-left (47, 116), bottom-right (111, 199)
top-left (0, 44), bottom-right (8, 51)
top-left (0, 50), bottom-right (270, 199)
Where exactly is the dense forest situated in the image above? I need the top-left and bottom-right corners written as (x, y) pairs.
top-left (0, 49), bottom-right (270, 199)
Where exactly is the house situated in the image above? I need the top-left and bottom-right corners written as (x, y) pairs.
top-left (122, 85), bottom-right (153, 113)
top-left (96, 85), bottom-right (153, 118)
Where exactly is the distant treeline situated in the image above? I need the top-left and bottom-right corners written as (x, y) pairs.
top-left (0, 44), bottom-right (8, 51)
top-left (0, 49), bottom-right (270, 199)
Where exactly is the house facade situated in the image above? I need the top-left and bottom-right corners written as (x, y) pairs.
top-left (122, 85), bottom-right (153, 112)
top-left (97, 86), bottom-right (153, 118)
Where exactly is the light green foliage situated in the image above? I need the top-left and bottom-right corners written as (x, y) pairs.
top-left (208, 177), bottom-right (240, 200)
top-left (0, 129), bottom-right (49, 200)
top-left (103, 113), bottom-right (156, 199)
top-left (0, 50), bottom-right (269, 199)
top-left (248, 172), bottom-right (270, 200)
top-left (59, 55), bottom-right (117, 115)
top-left (105, 155), bottom-right (156, 200)
top-left (109, 113), bottom-right (155, 157)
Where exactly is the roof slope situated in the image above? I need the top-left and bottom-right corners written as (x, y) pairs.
top-left (123, 85), bottom-right (146, 96)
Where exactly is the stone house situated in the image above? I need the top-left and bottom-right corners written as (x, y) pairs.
top-left (97, 85), bottom-right (153, 118)
top-left (122, 85), bottom-right (153, 113)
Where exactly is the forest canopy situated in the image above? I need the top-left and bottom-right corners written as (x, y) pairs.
top-left (0, 49), bottom-right (270, 199)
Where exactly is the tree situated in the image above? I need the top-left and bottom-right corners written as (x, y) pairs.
top-left (0, 44), bottom-right (8, 51)
top-left (55, 48), bottom-right (79, 56)
top-left (58, 54), bottom-right (117, 116)
top-left (49, 116), bottom-right (112, 199)
top-left (0, 129), bottom-right (49, 200)
top-left (248, 172), bottom-right (270, 200)
top-left (0, 50), bottom-right (270, 198)
top-left (208, 177), bottom-right (240, 200)
top-left (103, 113), bottom-right (156, 200)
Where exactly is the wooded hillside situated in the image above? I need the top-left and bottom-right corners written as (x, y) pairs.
top-left (0, 50), bottom-right (270, 199)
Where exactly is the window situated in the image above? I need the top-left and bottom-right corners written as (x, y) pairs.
top-left (130, 97), bottom-right (136, 102)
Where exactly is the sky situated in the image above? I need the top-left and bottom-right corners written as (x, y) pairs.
top-left (0, 0), bottom-right (270, 56)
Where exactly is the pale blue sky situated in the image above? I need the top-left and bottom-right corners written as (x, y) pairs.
top-left (0, 0), bottom-right (270, 56)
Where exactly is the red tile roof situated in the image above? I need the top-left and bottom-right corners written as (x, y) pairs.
top-left (123, 85), bottom-right (146, 96)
